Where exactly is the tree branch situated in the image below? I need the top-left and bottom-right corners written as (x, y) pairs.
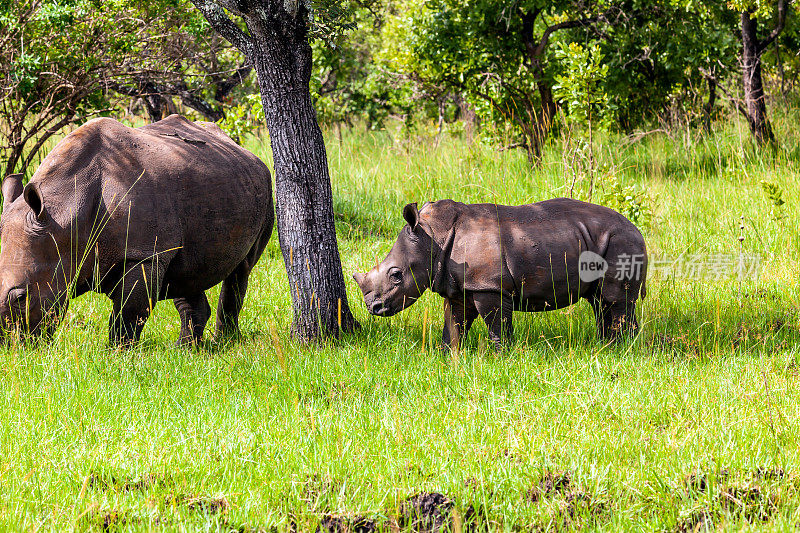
top-left (189, 0), bottom-right (254, 58)
top-left (214, 63), bottom-right (253, 101)
top-left (21, 114), bottom-right (77, 171)
top-left (534, 15), bottom-right (601, 59)
top-left (699, 67), bottom-right (749, 120)
top-left (758, 0), bottom-right (791, 52)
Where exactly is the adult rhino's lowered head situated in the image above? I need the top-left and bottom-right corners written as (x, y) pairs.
top-left (0, 115), bottom-right (274, 346)
top-left (353, 198), bottom-right (647, 350)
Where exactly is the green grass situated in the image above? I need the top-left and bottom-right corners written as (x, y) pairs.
top-left (2, 110), bottom-right (800, 531)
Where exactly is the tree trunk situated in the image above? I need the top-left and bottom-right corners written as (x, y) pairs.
top-left (703, 76), bottom-right (717, 134)
top-left (189, 0), bottom-right (359, 341)
top-left (524, 81), bottom-right (557, 165)
top-left (247, 12), bottom-right (358, 340)
top-left (141, 89), bottom-right (167, 123)
top-left (741, 11), bottom-right (775, 145)
top-left (3, 144), bottom-right (23, 178)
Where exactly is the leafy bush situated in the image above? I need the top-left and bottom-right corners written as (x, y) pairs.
top-left (217, 94), bottom-right (265, 143)
top-left (594, 174), bottom-right (656, 229)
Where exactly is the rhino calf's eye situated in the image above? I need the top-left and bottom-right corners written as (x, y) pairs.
top-left (389, 271), bottom-right (402, 285)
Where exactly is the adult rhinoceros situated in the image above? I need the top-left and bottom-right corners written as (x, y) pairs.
top-left (0, 115), bottom-right (273, 346)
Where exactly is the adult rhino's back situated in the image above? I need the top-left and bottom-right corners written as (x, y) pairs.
top-left (132, 116), bottom-right (272, 292)
top-left (68, 115), bottom-right (271, 295)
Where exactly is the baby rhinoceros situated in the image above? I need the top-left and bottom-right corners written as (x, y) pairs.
top-left (0, 115), bottom-right (273, 346)
top-left (353, 198), bottom-right (647, 349)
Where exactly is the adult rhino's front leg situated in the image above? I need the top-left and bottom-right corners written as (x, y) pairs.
top-left (107, 259), bottom-right (165, 346)
top-left (473, 292), bottom-right (514, 350)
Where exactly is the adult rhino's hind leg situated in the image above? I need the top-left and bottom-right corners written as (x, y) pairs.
top-left (215, 262), bottom-right (250, 338)
top-left (174, 293), bottom-right (212, 346)
top-left (216, 219), bottom-right (271, 339)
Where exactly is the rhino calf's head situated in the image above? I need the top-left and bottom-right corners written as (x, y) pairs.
top-left (353, 203), bottom-right (434, 317)
top-left (0, 174), bottom-right (70, 339)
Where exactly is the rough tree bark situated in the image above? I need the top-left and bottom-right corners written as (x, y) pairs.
top-left (189, 0), bottom-right (359, 341)
top-left (739, 1), bottom-right (790, 146)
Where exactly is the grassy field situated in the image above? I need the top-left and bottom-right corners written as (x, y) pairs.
top-left (1, 109), bottom-right (800, 531)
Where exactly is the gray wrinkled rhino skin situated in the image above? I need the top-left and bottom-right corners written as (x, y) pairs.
top-left (354, 198), bottom-right (647, 349)
top-left (0, 115), bottom-right (273, 346)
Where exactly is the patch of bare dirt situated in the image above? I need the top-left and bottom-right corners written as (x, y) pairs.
top-left (83, 509), bottom-right (164, 532)
top-left (155, 493), bottom-right (230, 514)
top-left (399, 492), bottom-right (454, 533)
top-left (720, 485), bottom-right (778, 522)
top-left (683, 469), bottom-right (729, 493)
top-left (185, 495), bottom-right (230, 514)
top-left (527, 471), bottom-right (571, 503)
top-left (676, 472), bottom-right (783, 531)
top-left (317, 514), bottom-right (378, 533)
top-left (754, 467), bottom-right (785, 481)
top-left (300, 474), bottom-right (343, 508)
top-left (523, 473), bottom-right (607, 531)
top-left (561, 491), bottom-right (600, 520)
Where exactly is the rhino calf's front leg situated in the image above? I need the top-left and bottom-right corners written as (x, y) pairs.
top-left (474, 292), bottom-right (514, 350)
top-left (441, 297), bottom-right (478, 351)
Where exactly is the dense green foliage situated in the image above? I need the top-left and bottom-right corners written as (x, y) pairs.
top-left (0, 0), bottom-right (140, 174)
top-left (0, 0), bottom-right (250, 176)
top-left (2, 0), bottom-right (798, 170)
top-left (312, 0), bottom-right (798, 151)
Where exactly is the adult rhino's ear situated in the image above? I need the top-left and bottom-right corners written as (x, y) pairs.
top-left (23, 181), bottom-right (45, 219)
top-left (403, 202), bottom-right (419, 229)
top-left (2, 174), bottom-right (23, 210)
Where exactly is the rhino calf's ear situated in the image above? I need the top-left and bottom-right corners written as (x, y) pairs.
top-left (2, 174), bottom-right (23, 210)
top-left (403, 202), bottom-right (420, 229)
top-left (23, 181), bottom-right (45, 219)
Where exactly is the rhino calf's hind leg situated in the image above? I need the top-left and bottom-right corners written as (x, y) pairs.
top-left (174, 293), bottom-right (212, 346)
top-left (215, 262), bottom-right (250, 338)
top-left (591, 298), bottom-right (638, 340)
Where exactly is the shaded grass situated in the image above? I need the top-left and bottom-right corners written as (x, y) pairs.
top-left (1, 110), bottom-right (800, 530)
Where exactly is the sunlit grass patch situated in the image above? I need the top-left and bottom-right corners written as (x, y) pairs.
top-left (1, 113), bottom-right (800, 530)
